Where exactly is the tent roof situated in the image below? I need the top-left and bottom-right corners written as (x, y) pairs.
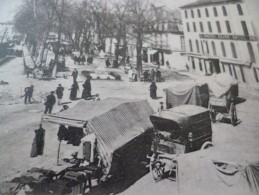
top-left (151, 105), bottom-right (208, 123)
top-left (165, 82), bottom-right (206, 94)
top-left (86, 99), bottom-right (154, 175)
top-left (42, 98), bottom-right (144, 127)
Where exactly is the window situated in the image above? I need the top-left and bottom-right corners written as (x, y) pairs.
top-left (185, 10), bottom-right (188, 18)
top-left (191, 57), bottom-right (195, 69)
top-left (189, 39), bottom-right (193, 52)
top-left (213, 7), bottom-right (218, 17)
top-left (225, 21), bottom-right (231, 33)
top-left (187, 23), bottom-right (190, 32)
top-left (205, 41), bottom-right (209, 54)
top-left (239, 66), bottom-right (246, 83)
top-left (216, 21), bottom-right (221, 33)
top-left (228, 64), bottom-right (233, 76)
top-left (180, 36), bottom-right (185, 51)
top-left (253, 68), bottom-right (259, 82)
top-left (241, 21), bottom-right (249, 36)
top-left (193, 22), bottom-right (196, 32)
top-left (199, 22), bottom-right (204, 32)
top-left (247, 42), bottom-right (256, 63)
top-left (221, 42), bottom-right (226, 57)
top-left (232, 65), bottom-right (238, 79)
top-left (199, 59), bottom-right (203, 71)
top-left (205, 8), bottom-right (209, 17)
top-left (197, 9), bottom-right (201, 18)
top-left (207, 22), bottom-right (212, 32)
top-left (201, 41), bottom-right (205, 54)
top-left (191, 10), bottom-right (194, 18)
top-left (222, 6), bottom-right (227, 16)
top-left (230, 42), bottom-right (237, 58)
top-left (257, 43), bottom-right (259, 53)
top-left (196, 40), bottom-right (200, 53)
top-left (222, 63), bottom-right (226, 72)
top-left (237, 4), bottom-right (243, 16)
top-left (212, 41), bottom-right (217, 55)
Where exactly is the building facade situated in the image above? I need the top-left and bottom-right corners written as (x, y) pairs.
top-left (181, 0), bottom-right (259, 87)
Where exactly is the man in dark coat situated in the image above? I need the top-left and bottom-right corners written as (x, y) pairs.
top-left (150, 82), bottom-right (157, 99)
top-left (24, 85), bottom-right (34, 104)
top-left (72, 69), bottom-right (78, 81)
top-left (56, 84), bottom-right (64, 105)
top-left (70, 80), bottom-right (79, 100)
top-left (143, 70), bottom-right (149, 83)
top-left (44, 91), bottom-right (56, 114)
top-left (106, 58), bottom-right (111, 68)
top-left (150, 69), bottom-right (155, 82)
top-left (82, 75), bottom-right (91, 99)
top-left (156, 69), bottom-right (161, 82)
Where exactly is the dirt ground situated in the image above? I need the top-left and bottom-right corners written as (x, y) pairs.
top-left (0, 56), bottom-right (259, 194)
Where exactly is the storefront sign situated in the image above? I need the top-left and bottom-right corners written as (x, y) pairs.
top-left (200, 34), bottom-right (257, 41)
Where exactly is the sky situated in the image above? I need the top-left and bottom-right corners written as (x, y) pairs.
top-left (0, 0), bottom-right (196, 22)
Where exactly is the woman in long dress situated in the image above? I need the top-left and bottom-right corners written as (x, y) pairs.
top-left (70, 80), bottom-right (79, 100)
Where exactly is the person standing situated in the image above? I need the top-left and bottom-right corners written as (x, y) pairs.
top-left (150, 69), bottom-right (155, 82)
top-left (106, 58), bottom-right (111, 68)
top-left (56, 84), bottom-right (64, 105)
top-left (70, 80), bottom-right (79, 100)
top-left (150, 82), bottom-right (157, 99)
top-left (82, 75), bottom-right (91, 99)
top-left (128, 67), bottom-right (133, 82)
top-left (143, 70), bottom-right (149, 83)
top-left (156, 69), bottom-right (161, 82)
top-left (44, 91), bottom-right (56, 114)
top-left (72, 69), bottom-right (78, 81)
top-left (24, 85), bottom-right (34, 104)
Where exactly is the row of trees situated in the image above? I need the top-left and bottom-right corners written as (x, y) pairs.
top-left (14, 0), bottom-right (164, 78)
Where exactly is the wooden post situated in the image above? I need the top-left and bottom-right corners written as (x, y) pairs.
top-left (57, 141), bottom-right (61, 166)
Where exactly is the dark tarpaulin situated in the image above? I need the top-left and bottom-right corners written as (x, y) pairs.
top-left (165, 82), bottom-right (209, 109)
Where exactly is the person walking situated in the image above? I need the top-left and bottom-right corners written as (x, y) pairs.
top-left (82, 75), bottom-right (91, 99)
top-left (70, 80), bottom-right (79, 100)
top-left (72, 69), bottom-right (78, 81)
top-left (150, 81), bottom-right (157, 99)
top-left (44, 91), bottom-right (56, 114)
top-left (56, 84), bottom-right (64, 105)
top-left (24, 85), bottom-right (34, 104)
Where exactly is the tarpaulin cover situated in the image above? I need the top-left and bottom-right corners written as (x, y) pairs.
top-left (86, 100), bottom-right (154, 176)
top-left (206, 73), bottom-right (238, 98)
top-left (176, 150), bottom-right (259, 195)
top-left (165, 82), bottom-right (209, 108)
top-left (42, 98), bottom-right (137, 127)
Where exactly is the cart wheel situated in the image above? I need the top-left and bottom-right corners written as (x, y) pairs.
top-left (230, 103), bottom-right (237, 126)
top-left (152, 161), bottom-right (165, 181)
top-left (201, 141), bottom-right (213, 150)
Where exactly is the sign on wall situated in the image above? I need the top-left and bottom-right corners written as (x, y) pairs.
top-left (199, 34), bottom-right (257, 41)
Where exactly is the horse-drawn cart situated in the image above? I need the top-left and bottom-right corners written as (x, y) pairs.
top-left (207, 73), bottom-right (239, 126)
top-left (147, 105), bottom-right (213, 181)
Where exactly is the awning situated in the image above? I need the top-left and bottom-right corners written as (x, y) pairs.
top-left (148, 49), bottom-right (158, 55)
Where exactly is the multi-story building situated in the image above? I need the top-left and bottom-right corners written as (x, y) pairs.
top-left (181, 0), bottom-right (259, 87)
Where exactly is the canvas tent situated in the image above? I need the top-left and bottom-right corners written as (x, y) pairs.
top-left (176, 149), bottom-right (259, 195)
top-left (42, 97), bottom-right (154, 176)
top-left (198, 73), bottom-right (239, 98)
top-left (164, 82), bottom-right (209, 109)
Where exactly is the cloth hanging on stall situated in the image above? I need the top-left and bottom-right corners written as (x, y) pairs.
top-left (30, 126), bottom-right (45, 157)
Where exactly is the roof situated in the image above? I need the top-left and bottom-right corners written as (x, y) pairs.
top-left (151, 105), bottom-right (208, 122)
top-left (42, 98), bottom-right (144, 127)
top-left (86, 99), bottom-right (154, 175)
top-left (180, 0), bottom-right (239, 9)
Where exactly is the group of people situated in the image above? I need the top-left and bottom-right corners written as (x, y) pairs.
top-left (143, 68), bottom-right (161, 83)
top-left (70, 68), bottom-right (92, 101)
top-left (105, 58), bottom-right (118, 68)
top-left (74, 54), bottom-right (94, 66)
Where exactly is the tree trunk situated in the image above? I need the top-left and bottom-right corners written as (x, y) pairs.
top-left (136, 36), bottom-right (143, 80)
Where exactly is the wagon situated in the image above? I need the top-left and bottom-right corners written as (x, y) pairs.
top-left (207, 73), bottom-right (239, 126)
top-left (147, 105), bottom-right (213, 181)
